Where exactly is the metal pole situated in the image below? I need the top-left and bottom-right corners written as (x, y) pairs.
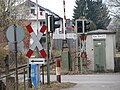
top-left (38, 0), bottom-right (45, 86)
top-left (14, 24), bottom-right (18, 90)
top-left (24, 68), bottom-right (26, 90)
top-left (5, 55), bottom-right (9, 90)
top-left (4, 55), bottom-right (9, 74)
top-left (27, 0), bottom-right (32, 89)
top-left (28, 64), bottom-right (32, 88)
top-left (42, 64), bottom-right (44, 84)
top-left (80, 56), bottom-right (83, 74)
top-left (81, 21), bottom-right (85, 74)
top-left (75, 20), bottom-right (79, 71)
top-left (36, 64), bottom-right (40, 88)
top-left (80, 34), bottom-right (85, 74)
top-left (36, 0), bottom-right (39, 33)
top-left (36, 0), bottom-right (41, 88)
top-left (46, 13), bottom-right (50, 85)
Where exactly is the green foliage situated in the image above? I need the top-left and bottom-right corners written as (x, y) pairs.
top-left (73, 0), bottom-right (86, 19)
top-left (52, 49), bottom-right (62, 56)
top-left (78, 16), bottom-right (97, 30)
top-left (73, 0), bottom-right (111, 29)
top-left (89, 20), bottom-right (97, 30)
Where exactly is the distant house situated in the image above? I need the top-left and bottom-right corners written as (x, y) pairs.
top-left (66, 19), bottom-right (74, 33)
top-left (14, 0), bottom-right (63, 34)
top-left (13, 0), bottom-right (63, 50)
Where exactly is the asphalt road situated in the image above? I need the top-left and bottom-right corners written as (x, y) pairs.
top-left (17, 73), bottom-right (120, 90)
top-left (46, 74), bottom-right (120, 90)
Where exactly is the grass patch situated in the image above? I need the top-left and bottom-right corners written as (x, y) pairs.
top-left (19, 81), bottom-right (76, 90)
top-left (39, 81), bottom-right (76, 90)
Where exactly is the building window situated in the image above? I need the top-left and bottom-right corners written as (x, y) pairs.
top-left (30, 22), bottom-right (32, 25)
top-left (30, 4), bottom-right (35, 7)
top-left (39, 7), bottom-right (44, 11)
top-left (43, 21), bottom-right (45, 25)
top-left (31, 9), bottom-right (35, 14)
top-left (40, 22), bottom-right (42, 26)
top-left (40, 21), bottom-right (46, 26)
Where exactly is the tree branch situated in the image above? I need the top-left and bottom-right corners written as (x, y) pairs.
top-left (110, 13), bottom-right (120, 20)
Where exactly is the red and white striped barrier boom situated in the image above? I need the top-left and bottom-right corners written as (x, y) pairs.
top-left (63, 0), bottom-right (66, 39)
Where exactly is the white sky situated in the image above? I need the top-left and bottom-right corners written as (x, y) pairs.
top-left (31, 0), bottom-right (107, 19)
top-left (31, 0), bottom-right (76, 19)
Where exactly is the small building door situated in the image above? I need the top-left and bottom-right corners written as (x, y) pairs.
top-left (94, 40), bottom-right (106, 72)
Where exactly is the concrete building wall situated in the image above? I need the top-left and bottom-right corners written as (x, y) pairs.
top-left (106, 34), bottom-right (115, 70)
top-left (86, 35), bottom-right (94, 70)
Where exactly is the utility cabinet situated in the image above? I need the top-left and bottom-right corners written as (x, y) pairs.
top-left (61, 39), bottom-right (71, 71)
top-left (86, 29), bottom-right (116, 72)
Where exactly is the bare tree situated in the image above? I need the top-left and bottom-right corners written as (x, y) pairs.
top-left (106, 0), bottom-right (120, 51)
top-left (106, 0), bottom-right (120, 19)
top-left (0, 0), bottom-right (16, 28)
top-left (0, 0), bottom-right (29, 28)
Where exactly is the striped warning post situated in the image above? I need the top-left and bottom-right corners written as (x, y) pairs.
top-left (63, 0), bottom-right (67, 36)
top-left (56, 59), bottom-right (61, 83)
top-left (26, 24), bottom-right (47, 58)
top-left (63, 0), bottom-right (66, 28)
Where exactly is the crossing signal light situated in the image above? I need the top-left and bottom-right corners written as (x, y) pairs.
top-left (76, 19), bottom-right (90, 34)
top-left (84, 21), bottom-right (90, 32)
top-left (77, 20), bottom-right (83, 33)
top-left (50, 16), bottom-right (60, 32)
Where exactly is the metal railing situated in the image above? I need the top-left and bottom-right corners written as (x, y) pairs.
top-left (0, 64), bottom-right (28, 90)
top-left (0, 55), bottom-right (59, 90)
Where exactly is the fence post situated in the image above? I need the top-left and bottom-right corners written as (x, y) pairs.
top-left (56, 59), bottom-right (61, 83)
top-left (0, 80), bottom-right (6, 90)
top-left (4, 55), bottom-right (15, 90)
top-left (6, 77), bottom-right (15, 90)
top-left (5, 55), bottom-right (9, 90)
top-left (24, 68), bottom-right (26, 90)
top-left (4, 55), bottom-right (9, 75)
top-left (28, 64), bottom-right (32, 88)
top-left (42, 64), bottom-right (44, 85)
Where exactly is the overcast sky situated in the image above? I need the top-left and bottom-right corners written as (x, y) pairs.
top-left (31, 0), bottom-right (108, 19)
top-left (31, 0), bottom-right (76, 19)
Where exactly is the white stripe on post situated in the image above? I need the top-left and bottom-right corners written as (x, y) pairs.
top-left (56, 59), bottom-right (61, 83)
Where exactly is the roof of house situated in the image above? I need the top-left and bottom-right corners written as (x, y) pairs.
top-left (28, 0), bottom-right (62, 19)
top-left (87, 29), bottom-right (116, 35)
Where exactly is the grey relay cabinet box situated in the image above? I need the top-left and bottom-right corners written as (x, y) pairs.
top-left (85, 29), bottom-right (116, 72)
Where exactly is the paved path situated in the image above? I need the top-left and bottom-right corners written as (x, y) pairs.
top-left (45, 74), bottom-right (120, 90)
top-left (61, 74), bottom-right (120, 90)
top-left (61, 83), bottom-right (120, 90)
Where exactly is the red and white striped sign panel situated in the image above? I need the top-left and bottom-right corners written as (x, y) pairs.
top-left (26, 24), bottom-right (47, 58)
